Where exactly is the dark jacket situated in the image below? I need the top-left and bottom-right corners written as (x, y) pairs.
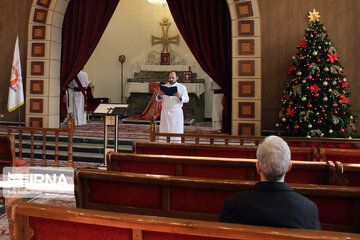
top-left (219, 181), bottom-right (321, 230)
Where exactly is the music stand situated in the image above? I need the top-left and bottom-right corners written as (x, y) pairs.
top-left (94, 103), bottom-right (128, 165)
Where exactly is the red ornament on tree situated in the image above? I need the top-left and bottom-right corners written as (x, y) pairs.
top-left (343, 112), bottom-right (346, 115)
top-left (294, 125), bottom-right (299, 130)
top-left (316, 73), bottom-right (320, 77)
top-left (314, 93), bottom-right (319, 97)
top-left (307, 104), bottom-right (312, 108)
top-left (333, 103), bottom-right (338, 107)
top-left (316, 59), bottom-right (321, 62)
top-left (340, 128), bottom-right (345, 133)
top-left (334, 110), bottom-right (338, 115)
top-left (289, 101), bottom-right (293, 105)
top-left (321, 109), bottom-right (326, 113)
top-left (317, 120), bottom-right (322, 124)
top-left (307, 75), bottom-right (312, 80)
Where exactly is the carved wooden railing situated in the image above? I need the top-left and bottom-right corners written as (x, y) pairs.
top-left (149, 118), bottom-right (360, 148)
top-left (0, 114), bottom-right (74, 167)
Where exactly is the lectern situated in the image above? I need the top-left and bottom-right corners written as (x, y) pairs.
top-left (94, 103), bottom-right (128, 164)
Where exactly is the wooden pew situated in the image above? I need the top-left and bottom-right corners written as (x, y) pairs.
top-left (335, 161), bottom-right (360, 186)
top-left (149, 119), bottom-right (360, 148)
top-left (0, 114), bottom-right (74, 167)
top-left (132, 141), bottom-right (318, 161)
top-left (107, 152), bottom-right (336, 185)
top-left (0, 134), bottom-right (16, 171)
top-left (8, 200), bottom-right (360, 240)
top-left (319, 147), bottom-right (360, 164)
top-left (75, 169), bottom-right (360, 233)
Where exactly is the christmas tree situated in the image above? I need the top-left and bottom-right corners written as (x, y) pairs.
top-left (276, 9), bottom-right (357, 138)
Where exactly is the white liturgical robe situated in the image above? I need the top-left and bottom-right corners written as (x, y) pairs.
top-left (156, 82), bottom-right (189, 142)
top-left (68, 71), bottom-right (90, 126)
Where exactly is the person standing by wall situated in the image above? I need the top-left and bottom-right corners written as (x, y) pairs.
top-left (156, 71), bottom-right (189, 142)
top-left (68, 70), bottom-right (90, 126)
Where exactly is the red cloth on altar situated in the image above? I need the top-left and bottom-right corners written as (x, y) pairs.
top-left (128, 83), bottom-right (162, 120)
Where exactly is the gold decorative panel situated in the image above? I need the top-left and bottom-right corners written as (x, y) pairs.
top-left (31, 62), bottom-right (44, 75)
top-left (238, 20), bottom-right (254, 36)
top-left (30, 99), bottom-right (43, 113)
top-left (238, 81), bottom-right (255, 97)
top-left (238, 102), bottom-right (255, 118)
top-left (238, 60), bottom-right (255, 76)
top-left (33, 9), bottom-right (48, 24)
top-left (36, 0), bottom-right (51, 8)
top-left (32, 43), bottom-right (45, 57)
top-left (238, 123), bottom-right (255, 136)
top-left (30, 80), bottom-right (44, 94)
top-left (30, 117), bottom-right (43, 128)
top-left (236, 1), bottom-right (253, 18)
top-left (238, 39), bottom-right (254, 55)
top-left (32, 26), bottom-right (46, 39)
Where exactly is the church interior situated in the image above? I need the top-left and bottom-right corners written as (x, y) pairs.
top-left (0, 0), bottom-right (360, 239)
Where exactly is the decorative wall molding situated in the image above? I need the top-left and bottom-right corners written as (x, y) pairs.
top-left (238, 20), bottom-right (254, 36)
top-left (32, 26), bottom-right (46, 39)
top-left (30, 80), bottom-right (44, 94)
top-left (238, 81), bottom-right (255, 97)
top-left (30, 99), bottom-right (44, 113)
top-left (36, 0), bottom-right (51, 8)
top-left (238, 102), bottom-right (255, 118)
top-left (238, 60), bottom-right (255, 76)
top-left (238, 39), bottom-right (254, 55)
top-left (31, 62), bottom-right (44, 75)
top-left (30, 117), bottom-right (43, 128)
top-left (238, 123), bottom-right (255, 135)
top-left (33, 9), bottom-right (48, 23)
top-left (31, 43), bottom-right (45, 57)
top-left (235, 1), bottom-right (253, 18)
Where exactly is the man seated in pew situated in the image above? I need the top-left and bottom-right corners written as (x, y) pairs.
top-left (219, 135), bottom-right (321, 230)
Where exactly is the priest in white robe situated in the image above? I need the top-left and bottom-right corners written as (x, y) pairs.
top-left (68, 70), bottom-right (90, 126)
top-left (156, 71), bottom-right (189, 142)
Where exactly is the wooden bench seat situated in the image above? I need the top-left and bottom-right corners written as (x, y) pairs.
top-left (75, 169), bottom-right (360, 233)
top-left (335, 162), bottom-right (360, 186)
top-left (132, 141), bottom-right (318, 161)
top-left (107, 152), bottom-right (336, 185)
top-left (320, 147), bottom-right (360, 164)
top-left (8, 200), bottom-right (360, 240)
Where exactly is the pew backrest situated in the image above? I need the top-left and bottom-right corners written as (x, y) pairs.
top-left (132, 141), bottom-right (318, 161)
top-left (335, 161), bottom-right (360, 186)
top-left (149, 121), bottom-right (360, 148)
top-left (8, 200), bottom-right (360, 240)
top-left (319, 147), bottom-right (360, 164)
top-left (75, 169), bottom-right (360, 233)
top-left (107, 152), bottom-right (336, 184)
top-left (0, 134), bottom-right (15, 171)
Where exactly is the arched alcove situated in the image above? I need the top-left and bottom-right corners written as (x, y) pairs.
top-left (26, 0), bottom-right (262, 135)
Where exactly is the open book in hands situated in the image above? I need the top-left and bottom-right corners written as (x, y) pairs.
top-left (160, 85), bottom-right (178, 96)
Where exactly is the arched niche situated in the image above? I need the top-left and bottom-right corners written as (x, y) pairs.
top-left (26, 0), bottom-right (261, 135)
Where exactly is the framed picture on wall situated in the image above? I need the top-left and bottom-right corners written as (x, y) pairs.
top-left (160, 53), bottom-right (170, 65)
top-left (182, 71), bottom-right (192, 83)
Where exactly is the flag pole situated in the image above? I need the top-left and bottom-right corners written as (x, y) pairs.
top-left (18, 107), bottom-right (21, 126)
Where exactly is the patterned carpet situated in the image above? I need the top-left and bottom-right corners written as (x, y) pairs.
top-left (72, 120), bottom-right (218, 139)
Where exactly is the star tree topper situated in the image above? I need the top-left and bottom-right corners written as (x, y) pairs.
top-left (308, 9), bottom-right (320, 22)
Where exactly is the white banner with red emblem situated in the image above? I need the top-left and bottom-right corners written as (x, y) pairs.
top-left (8, 36), bottom-right (24, 112)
